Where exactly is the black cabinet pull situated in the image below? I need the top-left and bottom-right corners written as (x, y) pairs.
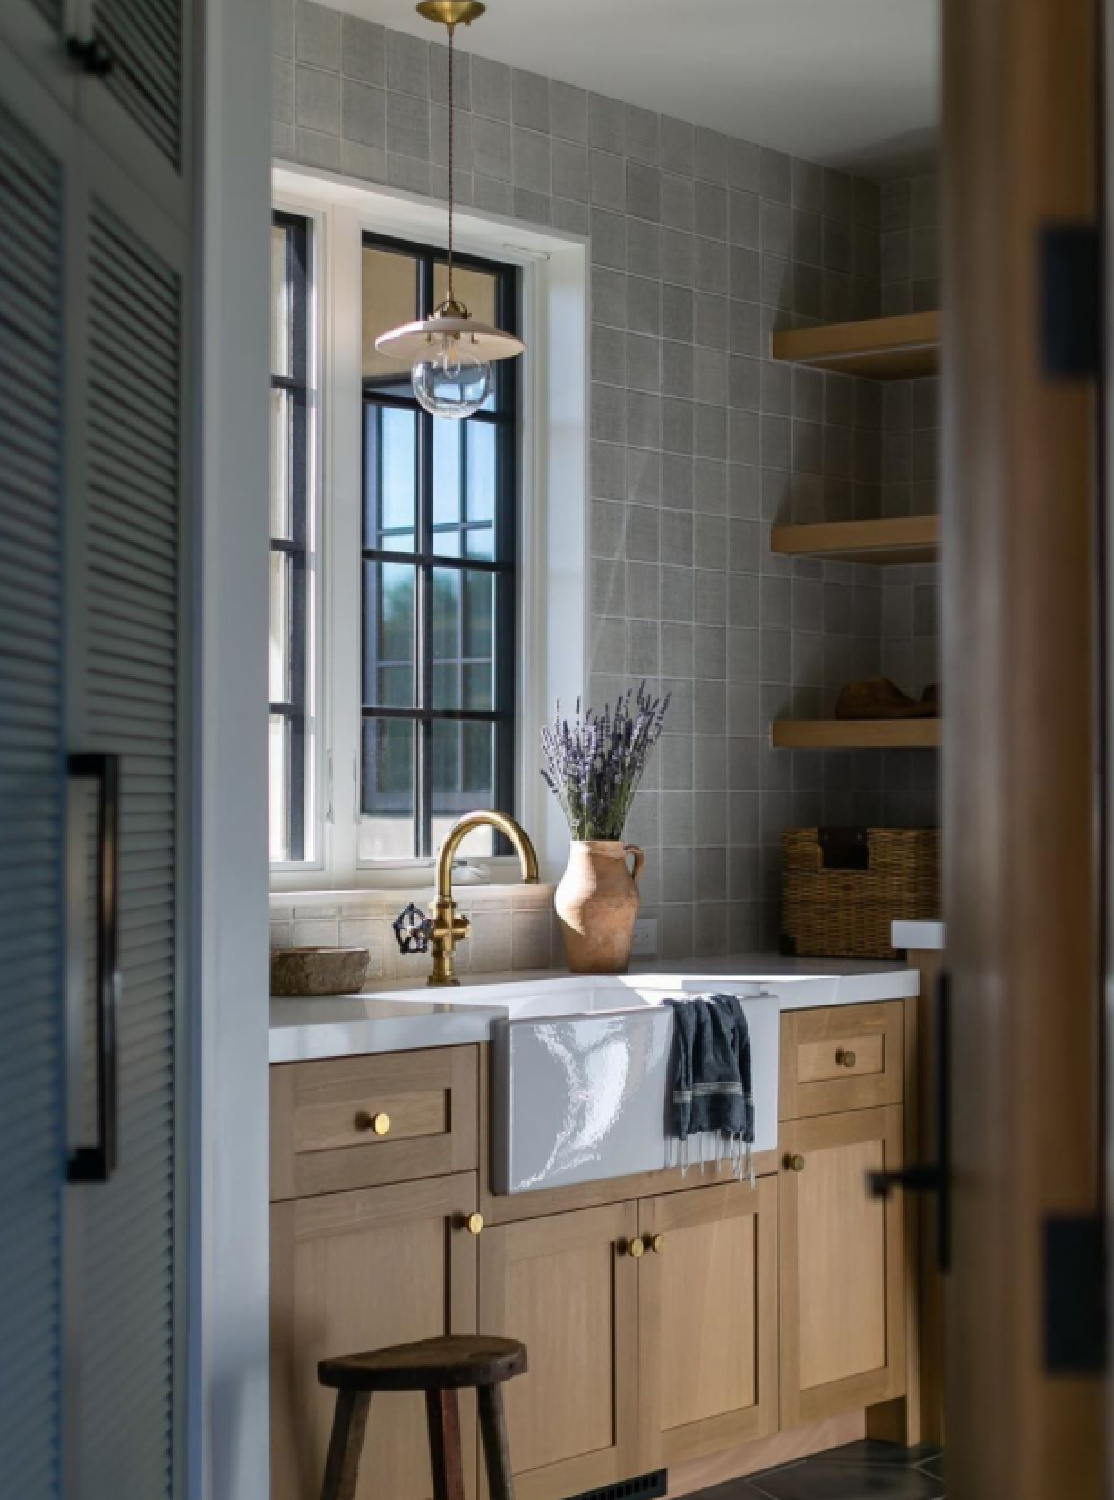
top-left (67, 753), bottom-right (121, 1184)
top-left (66, 35), bottom-right (115, 77)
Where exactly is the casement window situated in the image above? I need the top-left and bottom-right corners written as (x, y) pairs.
top-left (360, 234), bottom-right (519, 862)
top-left (268, 211), bottom-right (521, 875)
top-left (269, 211), bottom-right (314, 864)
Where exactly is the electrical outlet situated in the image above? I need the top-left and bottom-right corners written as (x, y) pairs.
top-left (631, 917), bottom-right (658, 959)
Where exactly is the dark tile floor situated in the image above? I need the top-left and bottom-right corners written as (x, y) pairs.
top-left (695, 1441), bottom-right (945, 1500)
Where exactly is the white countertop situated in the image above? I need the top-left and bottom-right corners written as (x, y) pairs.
top-left (893, 920), bottom-right (945, 951)
top-left (269, 954), bottom-right (920, 1063)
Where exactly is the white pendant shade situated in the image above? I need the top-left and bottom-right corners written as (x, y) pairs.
top-left (373, 3), bottom-right (525, 386)
top-left (374, 313), bottom-right (525, 363)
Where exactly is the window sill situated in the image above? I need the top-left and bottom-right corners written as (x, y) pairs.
top-left (269, 855), bottom-right (538, 895)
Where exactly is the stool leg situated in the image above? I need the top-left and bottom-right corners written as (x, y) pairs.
top-left (478, 1384), bottom-right (516, 1500)
top-left (424, 1389), bottom-right (466, 1500)
top-left (319, 1390), bottom-right (371, 1500)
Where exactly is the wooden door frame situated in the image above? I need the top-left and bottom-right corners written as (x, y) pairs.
top-left (944, 0), bottom-right (1105, 1496)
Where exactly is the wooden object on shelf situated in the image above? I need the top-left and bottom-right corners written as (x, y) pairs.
top-left (316, 1338), bottom-right (526, 1500)
top-left (771, 719), bottom-right (941, 750)
top-left (770, 311), bottom-right (940, 379)
top-left (770, 515), bottom-right (939, 566)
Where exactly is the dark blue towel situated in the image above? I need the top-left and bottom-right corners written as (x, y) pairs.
top-left (665, 995), bottom-right (755, 1170)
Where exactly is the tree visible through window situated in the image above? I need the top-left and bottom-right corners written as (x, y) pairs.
top-left (361, 233), bottom-right (518, 861)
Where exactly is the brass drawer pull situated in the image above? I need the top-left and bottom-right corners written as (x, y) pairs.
top-left (465, 1212), bottom-right (484, 1236)
top-left (647, 1233), bottom-right (665, 1254)
top-left (837, 1048), bottom-right (857, 1068)
top-left (786, 1153), bottom-right (806, 1172)
top-left (621, 1236), bottom-right (646, 1258)
top-left (355, 1110), bottom-right (391, 1136)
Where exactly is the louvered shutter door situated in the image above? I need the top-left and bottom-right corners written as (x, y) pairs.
top-left (75, 200), bottom-right (182, 1498)
top-left (0, 100), bottom-right (65, 1498)
top-left (30, 0), bottom-right (63, 27)
top-left (93, 0), bottom-right (183, 170)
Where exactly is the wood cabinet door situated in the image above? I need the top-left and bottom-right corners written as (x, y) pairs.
top-left (637, 1177), bottom-right (779, 1470)
top-left (779, 1106), bottom-right (905, 1427)
top-left (271, 1173), bottom-right (479, 1500)
top-left (478, 1201), bottom-right (640, 1500)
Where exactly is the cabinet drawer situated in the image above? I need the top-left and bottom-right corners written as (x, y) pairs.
top-left (779, 1003), bottom-right (902, 1120)
top-left (270, 1045), bottom-right (478, 1200)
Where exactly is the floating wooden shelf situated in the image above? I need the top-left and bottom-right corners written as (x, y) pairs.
top-left (772, 719), bottom-right (942, 750)
top-left (770, 311), bottom-right (941, 379)
top-left (771, 515), bottom-right (939, 566)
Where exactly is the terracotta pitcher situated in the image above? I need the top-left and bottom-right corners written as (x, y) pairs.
top-left (555, 840), bottom-right (645, 974)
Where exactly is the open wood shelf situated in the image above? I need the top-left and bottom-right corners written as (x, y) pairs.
top-left (771, 719), bottom-right (941, 750)
top-left (770, 311), bottom-right (941, 379)
top-left (771, 514), bottom-right (939, 566)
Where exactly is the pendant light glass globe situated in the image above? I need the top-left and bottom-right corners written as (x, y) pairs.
top-left (412, 335), bottom-right (493, 418)
top-left (372, 2), bottom-right (526, 404)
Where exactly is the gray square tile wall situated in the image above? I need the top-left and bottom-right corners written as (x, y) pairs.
top-left (875, 172), bottom-right (941, 830)
top-left (275, 0), bottom-right (939, 953)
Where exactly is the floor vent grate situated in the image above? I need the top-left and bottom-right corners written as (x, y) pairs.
top-left (563, 1471), bottom-right (668, 1500)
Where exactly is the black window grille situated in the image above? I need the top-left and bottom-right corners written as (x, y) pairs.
top-left (270, 211), bottom-right (311, 862)
top-left (361, 231), bottom-right (519, 861)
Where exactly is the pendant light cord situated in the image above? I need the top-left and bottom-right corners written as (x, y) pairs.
top-left (446, 23), bottom-right (455, 303)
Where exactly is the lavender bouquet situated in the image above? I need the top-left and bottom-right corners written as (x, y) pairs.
top-left (541, 684), bottom-right (670, 841)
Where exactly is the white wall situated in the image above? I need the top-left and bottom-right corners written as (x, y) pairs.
top-left (190, 0), bottom-right (273, 1494)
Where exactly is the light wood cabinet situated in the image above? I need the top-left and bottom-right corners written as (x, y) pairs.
top-left (271, 1172), bottom-right (480, 1500)
top-left (270, 1046), bottom-right (479, 1201)
top-left (637, 1177), bottom-right (779, 1469)
top-left (778, 1106), bottom-right (906, 1428)
top-left (478, 1202), bottom-right (640, 1500)
top-left (269, 1012), bottom-right (919, 1498)
top-left (779, 1002), bottom-right (903, 1120)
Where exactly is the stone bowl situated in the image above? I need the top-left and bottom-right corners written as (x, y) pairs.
top-left (271, 947), bottom-right (371, 997)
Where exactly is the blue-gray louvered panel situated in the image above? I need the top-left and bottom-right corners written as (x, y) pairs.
top-left (93, 0), bottom-right (183, 171)
top-left (79, 200), bottom-right (181, 1500)
top-left (0, 101), bottom-right (64, 1500)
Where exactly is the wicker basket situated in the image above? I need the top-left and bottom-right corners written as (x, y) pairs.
top-left (781, 828), bottom-right (940, 960)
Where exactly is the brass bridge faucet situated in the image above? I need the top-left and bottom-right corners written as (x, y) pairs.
top-left (428, 811), bottom-right (540, 987)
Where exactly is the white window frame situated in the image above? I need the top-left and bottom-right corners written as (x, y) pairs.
top-left (270, 166), bottom-right (589, 891)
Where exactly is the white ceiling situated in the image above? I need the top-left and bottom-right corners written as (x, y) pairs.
top-left (353, 0), bottom-right (941, 179)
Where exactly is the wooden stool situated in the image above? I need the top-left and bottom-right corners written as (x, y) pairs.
top-left (317, 1334), bottom-right (527, 1500)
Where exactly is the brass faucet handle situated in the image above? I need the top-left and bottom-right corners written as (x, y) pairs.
top-left (393, 901), bottom-right (433, 955)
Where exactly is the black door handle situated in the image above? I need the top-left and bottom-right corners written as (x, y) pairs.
top-left (867, 969), bottom-right (951, 1272)
top-left (67, 753), bottom-right (120, 1183)
top-left (66, 35), bottom-right (115, 76)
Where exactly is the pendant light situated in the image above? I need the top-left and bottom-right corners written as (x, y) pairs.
top-left (374, 1), bottom-right (525, 418)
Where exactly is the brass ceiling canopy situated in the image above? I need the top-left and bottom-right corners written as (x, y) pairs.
top-left (415, 1), bottom-right (485, 27)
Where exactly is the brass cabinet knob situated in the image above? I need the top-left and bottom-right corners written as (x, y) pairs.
top-left (623, 1236), bottom-right (646, 1258)
top-left (465, 1212), bottom-right (484, 1236)
top-left (837, 1048), bottom-right (857, 1069)
top-left (786, 1153), bottom-right (806, 1172)
top-left (355, 1110), bottom-right (391, 1136)
top-left (647, 1233), bottom-right (665, 1254)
